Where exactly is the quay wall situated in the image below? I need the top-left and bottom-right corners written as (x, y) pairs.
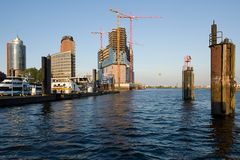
top-left (0, 95), bottom-right (56, 107)
top-left (0, 91), bottom-right (119, 107)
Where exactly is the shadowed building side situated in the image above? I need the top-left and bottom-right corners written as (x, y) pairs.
top-left (42, 55), bottom-right (51, 95)
top-left (92, 69), bottom-right (96, 92)
top-left (209, 21), bottom-right (236, 116)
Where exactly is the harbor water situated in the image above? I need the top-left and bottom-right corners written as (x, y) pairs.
top-left (0, 89), bottom-right (240, 159)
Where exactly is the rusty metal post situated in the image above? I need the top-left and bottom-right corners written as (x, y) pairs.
top-left (211, 20), bottom-right (217, 45)
top-left (209, 21), bottom-right (236, 116)
top-left (182, 66), bottom-right (194, 101)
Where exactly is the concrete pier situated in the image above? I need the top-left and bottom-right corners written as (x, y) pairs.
top-left (209, 21), bottom-right (236, 116)
top-left (182, 56), bottom-right (194, 101)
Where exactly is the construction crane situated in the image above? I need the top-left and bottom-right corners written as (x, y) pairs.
top-left (127, 41), bottom-right (143, 83)
top-left (110, 9), bottom-right (122, 89)
top-left (127, 41), bottom-right (143, 46)
top-left (110, 8), bottom-right (160, 86)
top-left (91, 31), bottom-right (105, 49)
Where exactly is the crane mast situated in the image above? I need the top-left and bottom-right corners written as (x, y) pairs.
top-left (110, 8), bottom-right (160, 87)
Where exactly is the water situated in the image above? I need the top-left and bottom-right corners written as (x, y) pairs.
top-left (0, 89), bottom-right (240, 159)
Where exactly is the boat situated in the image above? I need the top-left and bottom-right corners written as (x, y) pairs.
top-left (30, 84), bottom-right (42, 95)
top-left (0, 77), bottom-right (31, 96)
top-left (51, 78), bottom-right (81, 94)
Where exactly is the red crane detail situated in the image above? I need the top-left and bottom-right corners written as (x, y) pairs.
top-left (184, 55), bottom-right (192, 67)
top-left (91, 31), bottom-right (105, 49)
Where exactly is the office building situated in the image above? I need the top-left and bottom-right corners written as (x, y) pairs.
top-left (7, 36), bottom-right (26, 77)
top-left (51, 35), bottom-right (75, 78)
top-left (51, 51), bottom-right (75, 78)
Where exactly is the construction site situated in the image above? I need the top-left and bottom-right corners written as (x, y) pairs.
top-left (97, 27), bottom-right (131, 90)
top-left (92, 9), bottom-right (159, 90)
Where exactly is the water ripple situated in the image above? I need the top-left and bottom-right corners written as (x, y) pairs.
top-left (0, 89), bottom-right (240, 159)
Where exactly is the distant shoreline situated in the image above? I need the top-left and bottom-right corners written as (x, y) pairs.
top-left (145, 86), bottom-right (210, 89)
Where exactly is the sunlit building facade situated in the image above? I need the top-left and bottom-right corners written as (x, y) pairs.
top-left (60, 35), bottom-right (75, 53)
top-left (51, 51), bottom-right (75, 78)
top-left (7, 36), bottom-right (26, 77)
top-left (98, 27), bottom-right (130, 85)
top-left (51, 35), bottom-right (75, 78)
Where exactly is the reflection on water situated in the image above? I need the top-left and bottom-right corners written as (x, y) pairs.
top-left (211, 116), bottom-right (234, 158)
top-left (42, 102), bottom-right (52, 117)
top-left (0, 89), bottom-right (240, 159)
top-left (181, 101), bottom-right (194, 126)
top-left (94, 92), bottom-right (135, 157)
top-left (53, 100), bottom-right (76, 133)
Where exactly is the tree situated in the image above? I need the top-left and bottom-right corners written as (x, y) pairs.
top-left (22, 68), bottom-right (42, 83)
top-left (0, 71), bottom-right (6, 82)
top-left (37, 68), bottom-right (43, 83)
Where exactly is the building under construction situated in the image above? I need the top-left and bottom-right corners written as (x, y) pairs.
top-left (98, 27), bottom-right (132, 90)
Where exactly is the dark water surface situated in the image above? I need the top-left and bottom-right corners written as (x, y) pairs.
top-left (0, 89), bottom-right (240, 159)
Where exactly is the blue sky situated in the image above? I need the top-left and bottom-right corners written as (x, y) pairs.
top-left (0, 0), bottom-right (239, 85)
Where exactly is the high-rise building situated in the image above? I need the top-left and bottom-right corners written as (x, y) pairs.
top-left (98, 28), bottom-right (130, 64)
top-left (98, 27), bottom-right (131, 88)
top-left (51, 35), bottom-right (75, 78)
top-left (7, 36), bottom-right (26, 77)
top-left (60, 35), bottom-right (75, 53)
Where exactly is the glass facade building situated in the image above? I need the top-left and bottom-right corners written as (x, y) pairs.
top-left (7, 36), bottom-right (26, 76)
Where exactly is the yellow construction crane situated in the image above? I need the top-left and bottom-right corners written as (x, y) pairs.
top-left (110, 8), bottom-right (121, 89)
top-left (110, 8), bottom-right (160, 88)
